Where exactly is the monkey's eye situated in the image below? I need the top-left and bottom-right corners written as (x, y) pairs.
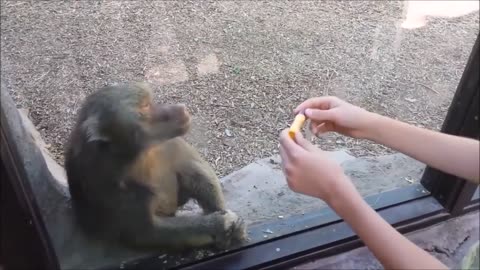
top-left (138, 103), bottom-right (151, 117)
top-left (140, 103), bottom-right (150, 110)
top-left (151, 105), bottom-right (172, 122)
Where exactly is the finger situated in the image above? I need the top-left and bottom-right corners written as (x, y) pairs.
top-left (279, 129), bottom-right (306, 155)
top-left (294, 131), bottom-right (317, 151)
top-left (315, 122), bottom-right (335, 135)
top-left (294, 96), bottom-right (339, 114)
top-left (310, 121), bottom-right (318, 135)
top-left (304, 108), bottom-right (337, 123)
top-left (310, 120), bottom-right (327, 134)
top-left (278, 144), bottom-right (288, 173)
top-left (279, 144), bottom-right (297, 182)
top-left (279, 143), bottom-right (290, 165)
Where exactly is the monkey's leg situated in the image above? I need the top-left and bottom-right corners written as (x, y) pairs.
top-left (176, 183), bottom-right (191, 208)
top-left (174, 161), bottom-right (247, 247)
top-left (133, 210), bottom-right (242, 250)
top-left (178, 161), bottom-right (226, 213)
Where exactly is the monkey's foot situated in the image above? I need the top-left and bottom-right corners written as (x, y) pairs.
top-left (213, 210), bottom-right (248, 250)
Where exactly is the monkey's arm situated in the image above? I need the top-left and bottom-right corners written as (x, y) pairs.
top-left (130, 211), bottom-right (242, 250)
top-left (177, 159), bottom-right (226, 213)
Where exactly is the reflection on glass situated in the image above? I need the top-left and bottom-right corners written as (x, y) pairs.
top-left (0, 1), bottom-right (478, 269)
top-left (473, 187), bottom-right (480, 201)
top-left (402, 1), bottom-right (479, 29)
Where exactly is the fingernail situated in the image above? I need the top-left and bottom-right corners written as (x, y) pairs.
top-left (305, 109), bottom-right (311, 116)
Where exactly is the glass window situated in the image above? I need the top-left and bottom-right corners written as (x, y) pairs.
top-left (1, 1), bottom-right (478, 269)
top-left (473, 187), bottom-right (480, 201)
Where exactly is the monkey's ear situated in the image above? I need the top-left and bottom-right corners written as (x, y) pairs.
top-left (81, 116), bottom-right (109, 143)
top-left (132, 81), bottom-right (150, 88)
top-left (132, 82), bottom-right (153, 95)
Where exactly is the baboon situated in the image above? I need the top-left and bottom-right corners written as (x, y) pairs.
top-left (64, 82), bottom-right (246, 250)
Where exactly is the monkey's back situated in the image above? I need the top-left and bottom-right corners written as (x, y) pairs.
top-left (63, 86), bottom-right (155, 239)
top-left (64, 128), bottom-right (155, 241)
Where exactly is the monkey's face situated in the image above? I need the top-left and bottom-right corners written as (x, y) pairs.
top-left (87, 82), bottom-right (192, 142)
top-left (121, 82), bottom-right (192, 139)
top-left (148, 103), bottom-right (192, 139)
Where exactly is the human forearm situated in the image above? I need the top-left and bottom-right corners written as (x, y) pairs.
top-left (329, 184), bottom-right (448, 270)
top-left (365, 113), bottom-right (479, 183)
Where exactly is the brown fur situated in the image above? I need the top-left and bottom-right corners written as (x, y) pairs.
top-left (64, 82), bottom-right (246, 251)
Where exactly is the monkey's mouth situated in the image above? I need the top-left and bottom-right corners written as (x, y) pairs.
top-left (178, 117), bottom-right (192, 134)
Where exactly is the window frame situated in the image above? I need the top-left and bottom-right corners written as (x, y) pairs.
top-left (420, 35), bottom-right (480, 215)
top-left (1, 32), bottom-right (478, 270)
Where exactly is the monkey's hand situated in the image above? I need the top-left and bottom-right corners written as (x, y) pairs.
top-left (212, 210), bottom-right (247, 250)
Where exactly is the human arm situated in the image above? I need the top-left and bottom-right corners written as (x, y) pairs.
top-left (331, 183), bottom-right (448, 270)
top-left (294, 96), bottom-right (480, 184)
top-left (366, 114), bottom-right (479, 184)
top-left (278, 130), bottom-right (448, 270)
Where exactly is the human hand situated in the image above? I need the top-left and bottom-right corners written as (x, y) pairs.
top-left (279, 129), bottom-right (358, 205)
top-left (294, 96), bottom-right (377, 139)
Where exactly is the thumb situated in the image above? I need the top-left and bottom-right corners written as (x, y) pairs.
top-left (294, 132), bottom-right (317, 151)
top-left (314, 122), bottom-right (335, 136)
top-left (305, 108), bottom-right (335, 122)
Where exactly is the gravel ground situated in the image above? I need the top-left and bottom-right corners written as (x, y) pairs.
top-left (1, 1), bottom-right (478, 177)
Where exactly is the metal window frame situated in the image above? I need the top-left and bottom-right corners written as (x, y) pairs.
top-left (420, 31), bottom-right (480, 216)
top-left (1, 32), bottom-right (479, 270)
top-left (1, 99), bottom-right (60, 269)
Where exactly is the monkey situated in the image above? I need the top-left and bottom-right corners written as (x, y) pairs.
top-left (64, 82), bottom-right (246, 251)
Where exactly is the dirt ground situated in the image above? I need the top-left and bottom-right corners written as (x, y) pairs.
top-left (1, 1), bottom-right (478, 177)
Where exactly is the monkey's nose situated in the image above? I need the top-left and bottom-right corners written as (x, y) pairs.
top-left (173, 104), bottom-right (190, 122)
top-left (176, 103), bottom-right (189, 114)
